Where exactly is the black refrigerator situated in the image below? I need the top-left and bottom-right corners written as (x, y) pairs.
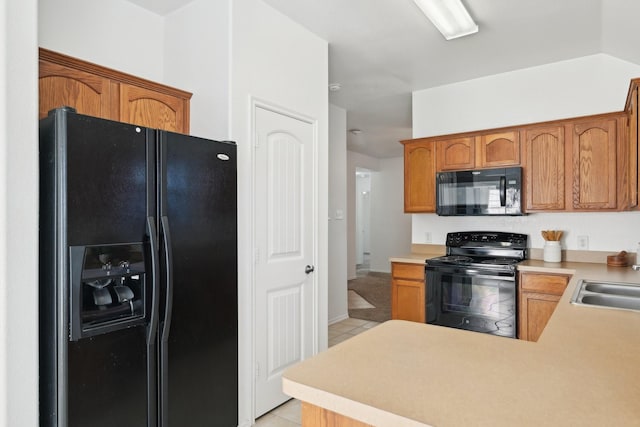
top-left (39, 107), bottom-right (238, 427)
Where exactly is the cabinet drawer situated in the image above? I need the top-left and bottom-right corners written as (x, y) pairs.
top-left (391, 263), bottom-right (425, 280)
top-left (520, 273), bottom-right (570, 295)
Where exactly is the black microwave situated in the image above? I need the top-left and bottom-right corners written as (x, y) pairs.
top-left (436, 167), bottom-right (523, 216)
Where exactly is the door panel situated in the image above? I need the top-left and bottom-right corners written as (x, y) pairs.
top-left (65, 113), bottom-right (148, 246)
top-left (572, 119), bottom-right (617, 209)
top-left (404, 141), bottom-right (436, 212)
top-left (61, 111), bottom-right (151, 427)
top-left (161, 132), bottom-right (238, 426)
top-left (67, 327), bottom-right (148, 427)
top-left (524, 126), bottom-right (565, 211)
top-left (121, 84), bottom-right (186, 133)
top-left (254, 106), bottom-right (316, 416)
top-left (39, 60), bottom-right (114, 120)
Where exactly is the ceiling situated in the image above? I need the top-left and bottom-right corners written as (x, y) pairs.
top-left (127, 0), bottom-right (640, 158)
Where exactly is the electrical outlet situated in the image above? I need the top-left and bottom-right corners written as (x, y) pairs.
top-left (577, 235), bottom-right (589, 250)
top-left (424, 232), bottom-right (432, 243)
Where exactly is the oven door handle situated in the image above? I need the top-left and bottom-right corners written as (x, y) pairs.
top-left (427, 267), bottom-right (515, 281)
top-left (461, 269), bottom-right (515, 280)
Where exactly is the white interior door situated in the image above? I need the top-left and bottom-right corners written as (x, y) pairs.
top-left (254, 104), bottom-right (316, 417)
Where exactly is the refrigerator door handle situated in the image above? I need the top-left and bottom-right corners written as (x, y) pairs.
top-left (159, 215), bottom-right (174, 425)
top-left (146, 216), bottom-right (160, 427)
top-left (147, 216), bottom-right (160, 341)
top-left (160, 215), bottom-right (173, 342)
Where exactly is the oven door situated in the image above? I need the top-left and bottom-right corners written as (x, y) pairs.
top-left (426, 265), bottom-right (516, 338)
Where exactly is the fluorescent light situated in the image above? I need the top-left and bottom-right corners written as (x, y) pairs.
top-left (413, 0), bottom-right (478, 40)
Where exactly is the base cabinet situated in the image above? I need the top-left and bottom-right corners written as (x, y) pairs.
top-left (518, 272), bottom-right (571, 341)
top-left (391, 262), bottom-right (425, 323)
top-left (302, 402), bottom-right (372, 427)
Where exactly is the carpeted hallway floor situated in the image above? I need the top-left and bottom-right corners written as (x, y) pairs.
top-left (347, 271), bottom-right (391, 323)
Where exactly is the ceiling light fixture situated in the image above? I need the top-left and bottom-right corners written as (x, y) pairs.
top-left (328, 83), bottom-right (342, 92)
top-left (350, 129), bottom-right (362, 135)
top-left (412, 0), bottom-right (478, 40)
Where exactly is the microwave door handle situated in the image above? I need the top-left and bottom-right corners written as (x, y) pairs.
top-left (500, 176), bottom-right (506, 206)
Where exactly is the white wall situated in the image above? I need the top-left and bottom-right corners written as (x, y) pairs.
top-left (41, 1), bottom-right (330, 425)
top-left (0, 0), bottom-right (39, 426)
top-left (412, 53), bottom-right (640, 252)
top-left (355, 172), bottom-right (371, 264)
top-left (38, 0), bottom-right (164, 82)
top-left (164, 0), bottom-right (230, 139)
top-left (347, 153), bottom-right (412, 276)
top-left (414, 54), bottom-right (640, 138)
top-left (230, 1), bottom-right (328, 425)
top-left (39, 0), bottom-right (231, 141)
top-left (328, 105), bottom-right (348, 324)
top-left (347, 151), bottom-right (379, 279)
top-left (369, 157), bottom-right (412, 273)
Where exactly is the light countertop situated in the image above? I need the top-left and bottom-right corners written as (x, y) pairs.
top-left (283, 260), bottom-right (640, 426)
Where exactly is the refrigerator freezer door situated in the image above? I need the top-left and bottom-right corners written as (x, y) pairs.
top-left (39, 109), bottom-right (155, 427)
top-left (64, 113), bottom-right (152, 427)
top-left (158, 131), bottom-right (238, 426)
top-left (65, 113), bottom-right (149, 246)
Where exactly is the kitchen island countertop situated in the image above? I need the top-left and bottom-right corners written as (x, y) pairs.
top-left (283, 260), bottom-right (640, 426)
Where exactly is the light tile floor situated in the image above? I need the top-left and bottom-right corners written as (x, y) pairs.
top-left (252, 317), bottom-right (380, 426)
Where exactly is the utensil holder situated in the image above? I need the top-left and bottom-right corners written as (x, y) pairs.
top-left (543, 241), bottom-right (561, 263)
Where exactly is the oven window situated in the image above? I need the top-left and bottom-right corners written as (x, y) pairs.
top-left (442, 276), bottom-right (513, 318)
top-left (431, 271), bottom-right (516, 337)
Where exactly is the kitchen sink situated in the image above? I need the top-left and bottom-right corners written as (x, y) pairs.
top-left (570, 280), bottom-right (640, 313)
top-left (583, 282), bottom-right (640, 298)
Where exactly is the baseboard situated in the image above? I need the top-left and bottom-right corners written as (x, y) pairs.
top-left (329, 313), bottom-right (349, 325)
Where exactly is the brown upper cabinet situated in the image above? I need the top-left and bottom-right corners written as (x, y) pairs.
top-left (570, 116), bottom-right (623, 210)
top-left (437, 137), bottom-right (475, 171)
top-left (523, 114), bottom-right (627, 212)
top-left (436, 132), bottom-right (520, 171)
top-left (522, 125), bottom-right (565, 211)
top-left (39, 48), bottom-right (191, 134)
top-left (402, 139), bottom-right (437, 213)
top-left (403, 87), bottom-right (637, 213)
top-left (478, 131), bottom-right (520, 168)
top-left (625, 80), bottom-right (640, 209)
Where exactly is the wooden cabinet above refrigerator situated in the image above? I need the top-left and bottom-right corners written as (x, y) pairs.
top-left (39, 48), bottom-right (192, 134)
